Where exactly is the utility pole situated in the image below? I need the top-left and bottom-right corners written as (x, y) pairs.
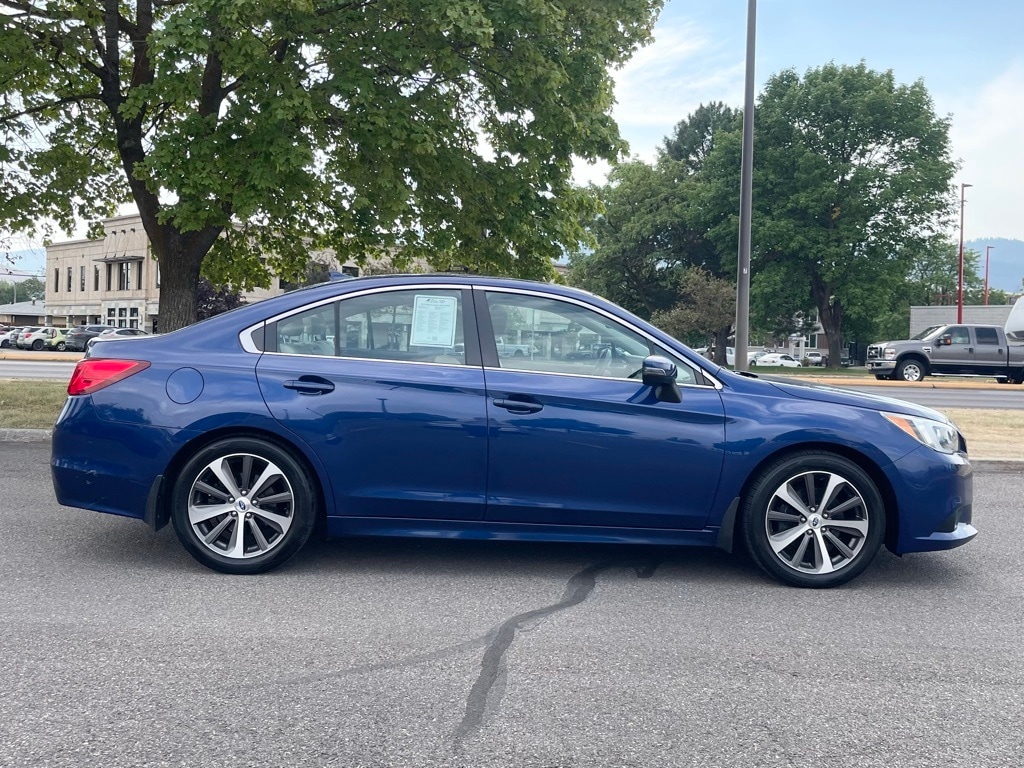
top-left (734, 0), bottom-right (757, 372)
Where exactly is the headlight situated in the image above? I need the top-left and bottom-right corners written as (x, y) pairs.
top-left (881, 412), bottom-right (961, 454)
top-left (883, 348), bottom-right (896, 360)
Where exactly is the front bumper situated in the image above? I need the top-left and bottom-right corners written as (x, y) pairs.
top-left (886, 446), bottom-right (975, 554)
top-left (867, 360), bottom-right (896, 374)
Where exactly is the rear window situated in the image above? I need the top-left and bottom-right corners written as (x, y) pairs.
top-left (976, 327), bottom-right (999, 345)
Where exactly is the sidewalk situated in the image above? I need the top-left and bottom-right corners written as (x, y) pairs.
top-left (0, 349), bottom-right (83, 362)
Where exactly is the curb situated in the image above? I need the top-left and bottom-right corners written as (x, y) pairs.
top-left (0, 428), bottom-right (52, 442)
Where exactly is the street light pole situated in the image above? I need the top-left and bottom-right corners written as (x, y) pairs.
top-left (984, 245), bottom-right (993, 305)
top-left (734, 0), bottom-right (757, 372)
top-left (957, 182), bottom-right (972, 323)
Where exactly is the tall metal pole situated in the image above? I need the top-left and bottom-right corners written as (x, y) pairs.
top-left (957, 182), bottom-right (972, 323)
top-left (734, 0), bottom-right (757, 372)
top-left (984, 245), bottom-right (993, 305)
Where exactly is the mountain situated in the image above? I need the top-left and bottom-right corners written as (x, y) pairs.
top-left (966, 238), bottom-right (1024, 293)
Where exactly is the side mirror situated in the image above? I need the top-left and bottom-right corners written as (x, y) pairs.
top-left (642, 355), bottom-right (682, 403)
top-left (939, 334), bottom-right (952, 346)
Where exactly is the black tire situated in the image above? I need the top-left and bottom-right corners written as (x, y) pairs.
top-left (874, 374), bottom-right (890, 381)
top-left (55, 342), bottom-right (67, 351)
top-left (741, 451), bottom-right (886, 588)
top-left (170, 437), bottom-right (319, 574)
top-left (0, 340), bottom-right (8, 348)
top-left (513, 349), bottom-right (524, 357)
top-left (895, 358), bottom-right (926, 382)
top-left (32, 339), bottom-right (44, 350)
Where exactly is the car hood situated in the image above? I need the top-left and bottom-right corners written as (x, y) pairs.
top-left (763, 376), bottom-right (954, 424)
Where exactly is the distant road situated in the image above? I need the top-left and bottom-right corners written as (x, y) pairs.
top-left (0, 360), bottom-right (77, 380)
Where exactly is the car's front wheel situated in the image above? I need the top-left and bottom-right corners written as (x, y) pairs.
top-left (896, 359), bottom-right (925, 382)
top-left (170, 437), bottom-right (318, 574)
top-left (741, 452), bottom-right (885, 588)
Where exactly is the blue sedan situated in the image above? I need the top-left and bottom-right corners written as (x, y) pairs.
top-left (51, 275), bottom-right (975, 587)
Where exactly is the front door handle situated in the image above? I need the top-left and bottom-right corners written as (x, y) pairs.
top-left (284, 377), bottom-right (335, 395)
top-left (493, 398), bottom-right (543, 414)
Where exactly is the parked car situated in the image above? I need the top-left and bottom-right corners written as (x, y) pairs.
top-left (64, 324), bottom-right (115, 352)
top-left (52, 275), bottom-right (975, 588)
top-left (15, 326), bottom-right (42, 349)
top-left (867, 324), bottom-right (1024, 383)
top-left (0, 327), bottom-right (23, 348)
top-left (751, 353), bottom-right (802, 368)
top-left (41, 327), bottom-right (70, 351)
top-left (804, 351), bottom-right (828, 367)
top-left (85, 327), bottom-right (150, 351)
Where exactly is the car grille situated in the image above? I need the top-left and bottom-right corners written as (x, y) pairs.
top-left (867, 345), bottom-right (882, 360)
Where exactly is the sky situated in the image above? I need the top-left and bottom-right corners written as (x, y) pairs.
top-left (575, 0), bottom-right (1024, 243)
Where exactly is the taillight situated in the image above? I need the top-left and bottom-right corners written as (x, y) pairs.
top-left (68, 359), bottom-right (151, 396)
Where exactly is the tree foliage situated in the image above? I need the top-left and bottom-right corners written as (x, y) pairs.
top-left (195, 277), bottom-right (245, 321)
top-left (572, 104), bottom-right (740, 363)
top-left (701, 62), bottom-right (956, 365)
top-left (650, 266), bottom-right (735, 347)
top-left (1, 0), bottom-right (662, 329)
top-left (0, 276), bottom-right (44, 304)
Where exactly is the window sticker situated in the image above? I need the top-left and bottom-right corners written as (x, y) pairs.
top-left (410, 294), bottom-right (458, 347)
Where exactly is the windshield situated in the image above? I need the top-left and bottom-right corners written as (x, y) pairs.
top-left (911, 325), bottom-right (943, 341)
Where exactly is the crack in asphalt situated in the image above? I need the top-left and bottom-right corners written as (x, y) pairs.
top-left (452, 559), bottom-right (661, 751)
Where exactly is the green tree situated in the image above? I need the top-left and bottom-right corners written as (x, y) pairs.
top-left (704, 63), bottom-right (956, 366)
top-left (650, 265), bottom-right (735, 348)
top-left (0, 276), bottom-right (45, 304)
top-left (573, 104), bottom-right (740, 364)
top-left (195, 278), bottom-right (245, 321)
top-left (569, 161), bottom-right (687, 319)
top-left (1, 0), bottom-right (662, 330)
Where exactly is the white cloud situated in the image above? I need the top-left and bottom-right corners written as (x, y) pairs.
top-left (573, 18), bottom-right (745, 184)
top-left (941, 61), bottom-right (1024, 241)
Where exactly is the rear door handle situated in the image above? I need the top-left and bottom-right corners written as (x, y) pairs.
top-left (493, 398), bottom-right (543, 414)
top-left (284, 377), bottom-right (335, 395)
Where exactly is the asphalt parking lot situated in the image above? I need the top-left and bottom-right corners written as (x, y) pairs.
top-left (1, 441), bottom-right (1021, 768)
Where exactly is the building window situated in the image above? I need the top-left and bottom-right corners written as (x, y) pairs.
top-left (80, 266), bottom-right (86, 291)
top-left (106, 264), bottom-right (112, 291)
top-left (67, 266), bottom-right (72, 292)
top-left (118, 262), bottom-right (131, 291)
top-left (136, 261), bottom-right (143, 290)
top-left (54, 268), bottom-right (60, 292)
top-left (94, 266), bottom-right (100, 291)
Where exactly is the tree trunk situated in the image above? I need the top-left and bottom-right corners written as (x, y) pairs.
top-left (812, 277), bottom-right (843, 370)
top-left (713, 325), bottom-right (731, 367)
top-left (147, 227), bottom-right (222, 332)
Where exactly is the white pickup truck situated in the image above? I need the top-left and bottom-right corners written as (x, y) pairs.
top-left (494, 337), bottom-right (536, 357)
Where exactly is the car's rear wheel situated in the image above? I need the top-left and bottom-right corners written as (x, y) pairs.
top-left (32, 339), bottom-right (44, 350)
top-left (55, 342), bottom-right (66, 351)
top-left (742, 452), bottom-right (885, 588)
top-left (170, 437), bottom-right (318, 574)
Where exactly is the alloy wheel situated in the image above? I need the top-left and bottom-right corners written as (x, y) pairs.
top-left (186, 453), bottom-right (295, 559)
top-left (763, 470), bottom-right (870, 575)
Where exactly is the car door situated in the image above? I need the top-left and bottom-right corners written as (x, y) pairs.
top-left (929, 325), bottom-right (973, 374)
top-left (478, 288), bottom-right (726, 530)
top-left (970, 327), bottom-right (1005, 374)
top-left (256, 285), bottom-right (489, 521)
